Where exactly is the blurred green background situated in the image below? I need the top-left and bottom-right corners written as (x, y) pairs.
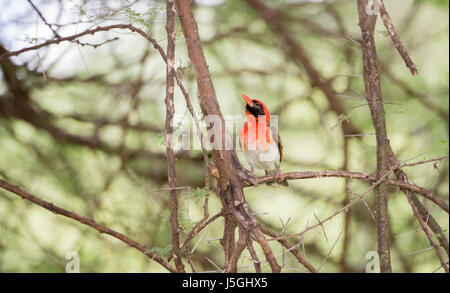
top-left (0, 0), bottom-right (448, 272)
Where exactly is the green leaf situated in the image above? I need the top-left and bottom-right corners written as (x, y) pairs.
top-left (148, 244), bottom-right (172, 257)
top-left (192, 187), bottom-right (208, 199)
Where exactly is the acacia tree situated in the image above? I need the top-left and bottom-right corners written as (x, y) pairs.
top-left (0, 0), bottom-right (448, 273)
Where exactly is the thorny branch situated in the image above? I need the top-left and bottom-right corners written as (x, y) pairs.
top-left (0, 178), bottom-right (177, 273)
top-left (175, 0), bottom-right (281, 273)
top-left (252, 157), bottom-right (449, 214)
top-left (386, 148), bottom-right (449, 273)
top-left (0, 0), bottom-right (447, 273)
top-left (357, 0), bottom-right (448, 273)
top-left (267, 164), bottom-right (397, 242)
top-left (358, 0), bottom-right (392, 272)
top-left (378, 0), bottom-right (419, 76)
top-left (0, 24), bottom-right (166, 60)
top-left (164, 0), bottom-right (185, 273)
top-left (27, 0), bottom-right (61, 39)
top-left (244, 0), bottom-right (361, 137)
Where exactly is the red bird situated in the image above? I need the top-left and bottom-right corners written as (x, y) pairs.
top-left (239, 94), bottom-right (288, 186)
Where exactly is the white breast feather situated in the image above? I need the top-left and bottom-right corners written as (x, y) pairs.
top-left (244, 140), bottom-right (280, 171)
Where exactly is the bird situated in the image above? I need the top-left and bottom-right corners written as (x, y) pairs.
top-left (239, 94), bottom-right (288, 186)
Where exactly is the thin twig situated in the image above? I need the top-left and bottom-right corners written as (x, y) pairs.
top-left (259, 226), bottom-right (318, 273)
top-left (317, 230), bottom-right (343, 272)
top-left (378, 0), bottom-right (419, 76)
top-left (27, 0), bottom-right (61, 38)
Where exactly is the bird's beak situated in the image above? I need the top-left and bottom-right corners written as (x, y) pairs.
top-left (242, 94), bottom-right (253, 107)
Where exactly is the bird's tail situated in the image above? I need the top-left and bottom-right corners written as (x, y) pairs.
top-left (265, 169), bottom-right (289, 187)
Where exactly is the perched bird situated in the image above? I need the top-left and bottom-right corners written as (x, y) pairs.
top-left (239, 94), bottom-right (288, 186)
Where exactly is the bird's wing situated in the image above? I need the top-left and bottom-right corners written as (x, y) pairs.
top-left (270, 126), bottom-right (283, 163)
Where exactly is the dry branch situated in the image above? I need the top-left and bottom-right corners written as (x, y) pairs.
top-left (164, 0), bottom-right (185, 273)
top-left (225, 226), bottom-right (249, 272)
top-left (1, 24), bottom-right (166, 60)
top-left (27, 0), bottom-right (61, 38)
top-left (244, 0), bottom-right (361, 137)
top-left (402, 179), bottom-right (449, 273)
top-left (247, 238), bottom-right (263, 273)
top-left (251, 166), bottom-right (449, 214)
top-left (358, 0), bottom-right (392, 272)
top-left (267, 165), bottom-right (395, 241)
top-left (378, 0), bottom-right (419, 76)
top-left (0, 178), bottom-right (177, 273)
top-left (260, 226), bottom-right (318, 273)
top-left (386, 148), bottom-right (449, 273)
top-left (175, 0), bottom-right (281, 273)
top-left (179, 211), bottom-right (223, 251)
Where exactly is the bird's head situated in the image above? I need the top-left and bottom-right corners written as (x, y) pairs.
top-left (242, 94), bottom-right (271, 124)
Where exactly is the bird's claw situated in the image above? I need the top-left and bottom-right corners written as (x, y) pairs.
top-left (276, 167), bottom-right (289, 186)
top-left (276, 168), bottom-right (283, 183)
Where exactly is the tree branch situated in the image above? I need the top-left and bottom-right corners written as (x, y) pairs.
top-left (386, 147), bottom-right (449, 272)
top-left (244, 0), bottom-right (361, 137)
top-left (0, 178), bottom-right (177, 273)
top-left (378, 0), bottom-right (419, 76)
top-left (175, 0), bottom-right (281, 272)
top-left (401, 177), bottom-right (449, 272)
top-left (246, 238), bottom-right (263, 273)
top-left (1, 24), bottom-right (166, 61)
top-left (164, 0), bottom-right (184, 273)
top-left (27, 0), bottom-right (61, 39)
top-left (267, 165), bottom-right (395, 241)
top-left (249, 165), bottom-right (449, 214)
top-left (260, 226), bottom-right (318, 273)
top-left (225, 226), bottom-right (249, 273)
top-left (357, 0), bottom-right (392, 272)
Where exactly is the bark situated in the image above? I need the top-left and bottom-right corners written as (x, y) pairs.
top-left (164, 0), bottom-right (185, 273)
top-left (357, 0), bottom-right (392, 273)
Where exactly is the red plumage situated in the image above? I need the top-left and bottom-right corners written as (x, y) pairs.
top-left (239, 94), bottom-right (287, 186)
